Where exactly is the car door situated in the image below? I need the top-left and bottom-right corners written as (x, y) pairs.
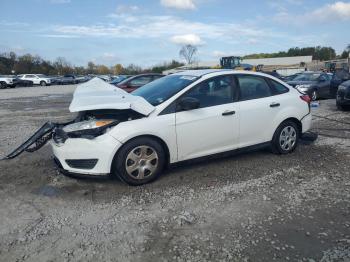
top-left (235, 74), bottom-right (286, 148)
top-left (175, 75), bottom-right (239, 161)
top-left (318, 73), bottom-right (331, 97)
top-left (25, 75), bottom-right (37, 84)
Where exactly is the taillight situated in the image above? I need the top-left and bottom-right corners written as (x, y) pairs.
top-left (300, 95), bottom-right (311, 104)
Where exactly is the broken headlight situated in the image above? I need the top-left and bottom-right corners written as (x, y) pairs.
top-left (53, 119), bottom-right (119, 143)
top-left (63, 120), bottom-right (114, 133)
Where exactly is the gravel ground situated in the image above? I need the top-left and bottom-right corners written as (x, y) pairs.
top-left (0, 86), bottom-right (349, 262)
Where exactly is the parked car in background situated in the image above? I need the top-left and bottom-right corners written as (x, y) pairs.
top-left (75, 75), bottom-right (91, 83)
top-left (18, 74), bottom-right (51, 86)
top-left (330, 69), bottom-right (350, 97)
top-left (110, 75), bottom-right (132, 85)
top-left (262, 71), bottom-right (282, 79)
top-left (98, 75), bottom-right (112, 82)
top-left (116, 73), bottom-right (164, 92)
top-left (336, 80), bottom-right (350, 110)
top-left (55, 75), bottom-right (77, 85)
top-left (282, 73), bottom-right (302, 82)
top-left (287, 72), bottom-right (331, 100)
top-left (13, 76), bottom-right (33, 87)
top-left (0, 75), bottom-right (14, 89)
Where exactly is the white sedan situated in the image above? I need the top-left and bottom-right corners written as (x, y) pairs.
top-left (5, 70), bottom-right (312, 185)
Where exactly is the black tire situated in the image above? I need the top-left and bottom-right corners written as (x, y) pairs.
top-left (112, 137), bottom-right (166, 186)
top-left (0, 82), bottom-right (7, 89)
top-left (271, 120), bottom-right (300, 154)
top-left (40, 81), bottom-right (47, 86)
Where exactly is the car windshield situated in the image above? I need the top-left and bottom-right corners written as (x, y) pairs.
top-left (37, 74), bottom-right (47, 77)
top-left (293, 73), bottom-right (321, 81)
top-left (132, 75), bottom-right (199, 106)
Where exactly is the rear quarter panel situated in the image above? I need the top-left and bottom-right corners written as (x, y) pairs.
top-left (268, 88), bottom-right (310, 140)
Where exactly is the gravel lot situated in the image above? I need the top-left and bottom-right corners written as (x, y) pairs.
top-left (0, 85), bottom-right (349, 262)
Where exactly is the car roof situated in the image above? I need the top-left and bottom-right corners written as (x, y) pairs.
top-left (171, 69), bottom-right (286, 80)
top-left (172, 69), bottom-right (232, 77)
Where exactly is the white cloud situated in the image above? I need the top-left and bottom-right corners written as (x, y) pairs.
top-left (55, 14), bottom-right (276, 41)
top-left (170, 34), bottom-right (203, 45)
top-left (311, 1), bottom-right (350, 21)
top-left (39, 34), bottom-right (80, 38)
top-left (160, 0), bottom-right (196, 10)
top-left (0, 21), bottom-right (30, 27)
top-left (274, 1), bottom-right (350, 24)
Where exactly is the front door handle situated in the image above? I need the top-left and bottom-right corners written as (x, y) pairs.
top-left (270, 102), bottom-right (280, 108)
top-left (222, 110), bottom-right (236, 116)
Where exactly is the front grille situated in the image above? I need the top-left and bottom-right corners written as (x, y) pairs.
top-left (65, 159), bottom-right (98, 169)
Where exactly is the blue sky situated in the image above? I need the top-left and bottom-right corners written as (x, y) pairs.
top-left (0, 0), bottom-right (350, 67)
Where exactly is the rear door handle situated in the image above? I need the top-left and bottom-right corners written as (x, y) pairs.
top-left (222, 110), bottom-right (236, 116)
top-left (270, 103), bottom-right (280, 108)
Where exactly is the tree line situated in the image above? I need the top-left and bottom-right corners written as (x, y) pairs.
top-left (1, 45), bottom-right (349, 75)
top-left (243, 45), bottom-right (350, 60)
top-left (0, 52), bottom-right (184, 75)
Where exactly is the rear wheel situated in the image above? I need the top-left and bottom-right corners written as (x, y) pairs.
top-left (112, 137), bottom-right (165, 186)
top-left (271, 121), bottom-right (299, 154)
top-left (40, 81), bottom-right (47, 86)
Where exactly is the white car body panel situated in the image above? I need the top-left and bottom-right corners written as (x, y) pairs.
top-left (50, 70), bottom-right (312, 175)
top-left (175, 103), bottom-right (239, 161)
top-left (69, 77), bottom-right (155, 115)
top-left (51, 133), bottom-right (121, 174)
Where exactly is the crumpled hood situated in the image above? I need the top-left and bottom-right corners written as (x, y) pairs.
top-left (69, 77), bottom-right (155, 115)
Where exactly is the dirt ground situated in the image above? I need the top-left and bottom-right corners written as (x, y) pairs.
top-left (0, 85), bottom-right (349, 262)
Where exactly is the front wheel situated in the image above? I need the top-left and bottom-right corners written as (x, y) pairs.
top-left (0, 82), bottom-right (7, 89)
top-left (112, 137), bottom-right (165, 186)
top-left (271, 121), bottom-right (299, 154)
top-left (40, 81), bottom-right (47, 86)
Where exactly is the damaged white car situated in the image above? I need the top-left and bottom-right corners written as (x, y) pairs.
top-left (3, 70), bottom-right (312, 185)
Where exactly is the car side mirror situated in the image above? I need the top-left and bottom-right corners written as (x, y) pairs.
top-left (177, 97), bottom-right (200, 111)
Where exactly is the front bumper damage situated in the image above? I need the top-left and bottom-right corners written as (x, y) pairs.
top-left (1, 120), bottom-right (122, 176)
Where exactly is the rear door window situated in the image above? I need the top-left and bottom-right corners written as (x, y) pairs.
top-left (236, 75), bottom-right (272, 101)
top-left (181, 75), bottom-right (236, 109)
